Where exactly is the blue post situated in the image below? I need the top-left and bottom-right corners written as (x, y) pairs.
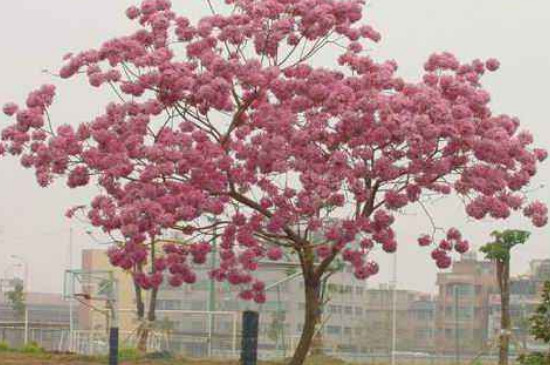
top-left (241, 310), bottom-right (259, 365)
top-left (109, 326), bottom-right (119, 365)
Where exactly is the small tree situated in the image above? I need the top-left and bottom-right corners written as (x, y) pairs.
top-left (518, 281), bottom-right (550, 365)
top-left (531, 281), bottom-right (550, 355)
top-left (5, 282), bottom-right (26, 321)
top-left (481, 230), bottom-right (531, 365)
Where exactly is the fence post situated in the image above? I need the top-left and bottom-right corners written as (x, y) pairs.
top-left (108, 327), bottom-right (119, 365)
top-left (240, 310), bottom-right (259, 365)
top-left (108, 299), bottom-right (119, 365)
top-left (24, 308), bottom-right (29, 345)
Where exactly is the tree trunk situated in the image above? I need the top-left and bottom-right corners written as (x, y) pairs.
top-left (289, 277), bottom-right (320, 365)
top-left (137, 286), bottom-right (158, 353)
top-left (134, 279), bottom-right (147, 353)
top-left (137, 244), bottom-right (159, 353)
top-left (310, 283), bottom-right (324, 356)
top-left (498, 260), bottom-right (510, 365)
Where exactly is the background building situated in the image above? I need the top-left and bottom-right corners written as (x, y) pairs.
top-left (435, 252), bottom-right (497, 354)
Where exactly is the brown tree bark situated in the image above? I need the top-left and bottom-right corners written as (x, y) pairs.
top-left (137, 242), bottom-right (160, 353)
top-left (289, 276), bottom-right (320, 365)
top-left (137, 286), bottom-right (158, 352)
top-left (134, 279), bottom-right (147, 353)
top-left (498, 260), bottom-right (510, 365)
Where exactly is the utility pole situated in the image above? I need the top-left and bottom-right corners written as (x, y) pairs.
top-left (454, 285), bottom-right (460, 365)
top-left (24, 307), bottom-right (29, 345)
top-left (68, 227), bottom-right (74, 351)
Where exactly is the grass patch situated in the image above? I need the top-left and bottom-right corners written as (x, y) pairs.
top-left (118, 347), bottom-right (141, 361)
top-left (20, 341), bottom-right (45, 354)
top-left (0, 340), bottom-right (10, 352)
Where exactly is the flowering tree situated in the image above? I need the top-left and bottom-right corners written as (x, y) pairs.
top-left (1, 0), bottom-right (547, 363)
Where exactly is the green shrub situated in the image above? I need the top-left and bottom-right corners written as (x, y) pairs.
top-left (20, 341), bottom-right (44, 354)
top-left (118, 347), bottom-right (141, 360)
top-left (518, 352), bottom-right (550, 365)
top-left (0, 341), bottom-right (10, 352)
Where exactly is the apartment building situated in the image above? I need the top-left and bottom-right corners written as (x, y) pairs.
top-left (435, 252), bottom-right (497, 354)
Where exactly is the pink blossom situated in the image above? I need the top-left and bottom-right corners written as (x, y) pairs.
top-left (316, 245), bottom-right (332, 259)
top-left (454, 240), bottom-right (469, 254)
top-left (266, 247), bottom-right (283, 261)
top-left (446, 228), bottom-right (461, 241)
top-left (382, 240), bottom-right (397, 253)
top-left (438, 239), bottom-right (452, 251)
top-left (384, 190), bottom-right (408, 210)
top-left (533, 148), bottom-right (548, 162)
top-left (485, 58), bottom-right (500, 71)
top-left (436, 255), bottom-right (452, 269)
top-left (253, 292), bottom-right (266, 304)
top-left (354, 266), bottom-right (370, 280)
top-left (239, 290), bottom-right (254, 301)
top-left (125, 6), bottom-right (141, 20)
top-left (418, 235), bottom-right (431, 247)
top-left (3, 103), bottom-right (18, 116)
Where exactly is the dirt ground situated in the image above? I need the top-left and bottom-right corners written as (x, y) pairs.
top-left (0, 352), bottom-right (498, 365)
top-left (0, 352), bottom-right (347, 365)
top-left (0, 352), bottom-right (278, 365)
top-left (0, 352), bottom-right (221, 365)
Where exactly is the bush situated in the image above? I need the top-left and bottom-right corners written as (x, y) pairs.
top-left (20, 341), bottom-right (44, 354)
top-left (518, 352), bottom-right (550, 365)
top-left (118, 347), bottom-right (141, 361)
top-left (0, 341), bottom-right (10, 352)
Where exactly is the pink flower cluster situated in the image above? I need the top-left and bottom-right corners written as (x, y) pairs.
top-left (1, 0), bottom-right (546, 301)
top-left (425, 228), bottom-right (470, 269)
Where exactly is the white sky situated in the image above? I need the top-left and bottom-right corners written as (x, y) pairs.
top-left (0, 0), bottom-right (548, 295)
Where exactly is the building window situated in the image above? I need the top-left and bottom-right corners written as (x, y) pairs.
top-left (355, 307), bottom-right (363, 316)
top-left (223, 300), bottom-right (240, 311)
top-left (217, 321), bottom-right (232, 332)
top-left (356, 286), bottom-right (364, 296)
top-left (344, 306), bottom-right (353, 315)
top-left (157, 300), bottom-right (180, 310)
top-left (190, 301), bottom-right (204, 310)
top-left (326, 325), bottom-right (341, 335)
top-left (457, 307), bottom-right (474, 320)
top-left (190, 320), bottom-right (205, 332)
top-left (329, 305), bottom-right (342, 314)
top-left (416, 329), bottom-right (433, 338)
top-left (343, 327), bottom-right (352, 336)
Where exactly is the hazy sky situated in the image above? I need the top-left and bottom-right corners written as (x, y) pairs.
top-left (0, 0), bottom-right (548, 295)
